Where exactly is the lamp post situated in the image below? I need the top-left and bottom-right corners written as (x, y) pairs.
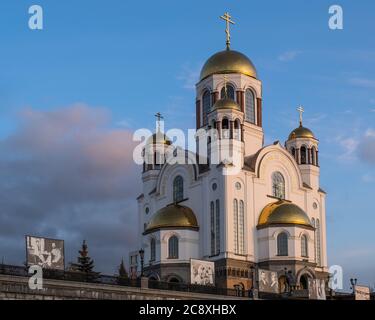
top-left (139, 248), bottom-right (145, 277)
top-left (350, 278), bottom-right (357, 294)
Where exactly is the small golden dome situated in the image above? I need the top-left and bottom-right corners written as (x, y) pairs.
top-left (146, 131), bottom-right (172, 146)
top-left (200, 49), bottom-right (257, 81)
top-left (258, 200), bottom-right (312, 228)
top-left (288, 125), bottom-right (315, 140)
top-left (213, 98), bottom-right (241, 111)
top-left (144, 204), bottom-right (199, 234)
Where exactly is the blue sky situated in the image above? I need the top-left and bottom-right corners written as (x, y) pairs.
top-left (0, 0), bottom-right (374, 289)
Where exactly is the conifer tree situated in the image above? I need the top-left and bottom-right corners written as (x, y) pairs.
top-left (72, 240), bottom-right (99, 281)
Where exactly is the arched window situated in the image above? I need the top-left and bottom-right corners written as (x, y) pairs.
top-left (300, 146), bottom-right (307, 164)
top-left (311, 146), bottom-right (316, 166)
top-left (173, 175), bottom-right (183, 203)
top-left (311, 218), bottom-right (316, 262)
top-left (277, 232), bottom-right (288, 256)
top-left (272, 172), bottom-right (285, 199)
top-left (150, 238), bottom-right (156, 261)
top-left (245, 89), bottom-right (256, 124)
top-left (168, 236), bottom-right (179, 259)
top-left (291, 147), bottom-right (296, 160)
top-left (222, 118), bottom-right (229, 139)
top-left (215, 199), bottom-right (220, 255)
top-left (316, 219), bottom-right (321, 266)
top-left (301, 235), bottom-right (308, 257)
top-left (239, 200), bottom-right (245, 254)
top-left (234, 119), bottom-right (241, 140)
top-left (210, 201), bottom-right (215, 255)
top-left (221, 84), bottom-right (235, 100)
top-left (233, 199), bottom-right (238, 254)
top-left (202, 90), bottom-right (211, 126)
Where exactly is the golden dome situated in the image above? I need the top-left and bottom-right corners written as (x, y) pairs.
top-left (258, 200), bottom-right (312, 228)
top-left (144, 204), bottom-right (199, 234)
top-left (200, 49), bottom-right (257, 81)
top-left (213, 98), bottom-right (241, 111)
top-left (146, 131), bottom-right (172, 146)
top-left (288, 125), bottom-right (315, 140)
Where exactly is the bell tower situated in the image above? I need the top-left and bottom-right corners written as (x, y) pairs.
top-left (195, 13), bottom-right (264, 157)
top-left (285, 107), bottom-right (320, 189)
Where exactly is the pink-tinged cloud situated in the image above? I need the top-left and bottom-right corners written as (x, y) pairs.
top-left (0, 104), bottom-right (141, 273)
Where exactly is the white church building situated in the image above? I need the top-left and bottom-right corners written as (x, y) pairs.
top-left (129, 14), bottom-right (328, 292)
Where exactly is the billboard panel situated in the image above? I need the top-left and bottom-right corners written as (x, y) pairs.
top-left (190, 259), bottom-right (215, 285)
top-left (26, 235), bottom-right (65, 270)
top-left (258, 269), bottom-right (279, 293)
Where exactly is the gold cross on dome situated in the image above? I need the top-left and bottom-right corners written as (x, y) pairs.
top-left (220, 12), bottom-right (235, 50)
top-left (297, 106), bottom-right (304, 126)
top-left (155, 112), bottom-right (164, 131)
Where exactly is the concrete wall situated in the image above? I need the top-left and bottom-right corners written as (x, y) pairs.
top-left (0, 275), bottom-right (248, 300)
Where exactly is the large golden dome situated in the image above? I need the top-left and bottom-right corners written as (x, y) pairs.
top-left (200, 49), bottom-right (257, 81)
top-left (258, 200), bottom-right (312, 228)
top-left (288, 125), bottom-right (315, 140)
top-left (144, 204), bottom-right (199, 234)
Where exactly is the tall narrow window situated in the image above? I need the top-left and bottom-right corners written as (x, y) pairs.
top-left (300, 146), bottom-right (307, 164)
top-left (202, 90), bottom-right (211, 126)
top-left (222, 118), bottom-right (229, 139)
top-left (245, 89), bottom-right (255, 124)
top-left (221, 84), bottom-right (235, 100)
top-left (301, 235), bottom-right (308, 257)
top-left (173, 175), bottom-right (183, 203)
top-left (150, 238), bottom-right (156, 261)
top-left (168, 236), bottom-right (179, 259)
top-left (234, 119), bottom-right (241, 140)
top-left (215, 199), bottom-right (220, 255)
top-left (272, 172), bottom-right (285, 199)
top-left (277, 232), bottom-right (288, 256)
top-left (311, 146), bottom-right (316, 166)
top-left (316, 219), bottom-right (321, 266)
top-left (233, 199), bottom-right (238, 254)
top-left (311, 218), bottom-right (316, 262)
top-left (210, 202), bottom-right (215, 255)
top-left (291, 147), bottom-right (296, 160)
top-left (239, 200), bottom-right (245, 255)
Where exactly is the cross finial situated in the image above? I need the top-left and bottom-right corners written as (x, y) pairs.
top-left (297, 106), bottom-right (304, 126)
top-left (220, 12), bottom-right (235, 50)
top-left (155, 112), bottom-right (164, 131)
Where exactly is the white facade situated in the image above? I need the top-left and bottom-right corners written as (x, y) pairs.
top-left (130, 46), bottom-right (328, 290)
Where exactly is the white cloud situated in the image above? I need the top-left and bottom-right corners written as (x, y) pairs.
top-left (348, 77), bottom-right (375, 89)
top-left (362, 174), bottom-right (374, 183)
top-left (278, 50), bottom-right (302, 62)
top-left (337, 136), bottom-right (359, 162)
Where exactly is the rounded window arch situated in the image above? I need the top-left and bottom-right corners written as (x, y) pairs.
top-left (277, 232), bottom-right (288, 256)
top-left (301, 234), bottom-right (308, 257)
top-left (272, 171), bottom-right (286, 199)
top-left (221, 84), bottom-right (235, 100)
top-left (245, 88), bottom-right (256, 124)
top-left (168, 235), bottom-right (179, 259)
top-left (173, 175), bottom-right (184, 203)
top-left (202, 90), bottom-right (211, 126)
top-left (300, 145), bottom-right (307, 164)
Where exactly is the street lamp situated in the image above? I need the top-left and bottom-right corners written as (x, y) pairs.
top-left (139, 248), bottom-right (145, 277)
top-left (350, 278), bottom-right (357, 293)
